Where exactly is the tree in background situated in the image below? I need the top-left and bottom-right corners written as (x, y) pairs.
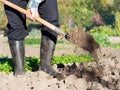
top-left (58, 0), bottom-right (120, 35)
top-left (86, 0), bottom-right (120, 35)
top-left (58, 0), bottom-right (94, 32)
top-left (0, 0), bottom-right (120, 35)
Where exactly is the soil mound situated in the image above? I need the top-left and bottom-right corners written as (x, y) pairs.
top-left (0, 48), bottom-right (120, 90)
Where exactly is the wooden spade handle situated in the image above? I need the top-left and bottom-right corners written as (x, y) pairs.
top-left (0, 0), bottom-right (65, 36)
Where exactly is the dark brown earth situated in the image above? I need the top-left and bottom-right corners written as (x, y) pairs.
top-left (66, 26), bottom-right (100, 53)
top-left (66, 26), bottom-right (100, 62)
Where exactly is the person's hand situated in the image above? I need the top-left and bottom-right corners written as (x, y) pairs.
top-left (26, 8), bottom-right (39, 22)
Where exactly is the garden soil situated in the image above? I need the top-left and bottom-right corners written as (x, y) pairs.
top-left (0, 35), bottom-right (120, 90)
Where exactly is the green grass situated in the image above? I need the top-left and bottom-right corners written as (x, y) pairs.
top-left (25, 38), bottom-right (66, 45)
top-left (25, 38), bottom-right (40, 45)
top-left (56, 46), bottom-right (71, 50)
top-left (91, 33), bottom-right (120, 48)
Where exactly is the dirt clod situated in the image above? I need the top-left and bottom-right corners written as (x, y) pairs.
top-left (55, 73), bottom-right (65, 81)
top-left (65, 26), bottom-right (100, 61)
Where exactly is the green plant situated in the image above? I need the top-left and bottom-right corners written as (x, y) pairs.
top-left (25, 57), bottom-right (40, 71)
top-left (0, 56), bottom-right (13, 73)
top-left (0, 54), bottom-right (94, 73)
top-left (89, 26), bottom-right (117, 36)
top-left (91, 33), bottom-right (120, 48)
top-left (53, 54), bottom-right (94, 64)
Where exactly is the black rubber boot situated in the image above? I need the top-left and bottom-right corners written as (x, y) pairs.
top-left (39, 31), bottom-right (64, 80)
top-left (8, 40), bottom-right (25, 76)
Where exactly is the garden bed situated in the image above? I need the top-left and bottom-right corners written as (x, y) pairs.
top-left (0, 48), bottom-right (120, 90)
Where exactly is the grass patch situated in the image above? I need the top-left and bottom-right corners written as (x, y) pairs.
top-left (91, 33), bottom-right (120, 48)
top-left (56, 46), bottom-right (71, 50)
top-left (25, 38), bottom-right (66, 45)
top-left (25, 38), bottom-right (40, 45)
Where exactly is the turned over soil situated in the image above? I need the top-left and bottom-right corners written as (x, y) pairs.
top-left (0, 47), bottom-right (120, 90)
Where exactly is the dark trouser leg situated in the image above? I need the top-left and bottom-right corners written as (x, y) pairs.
top-left (4, 0), bottom-right (28, 40)
top-left (38, 0), bottom-right (64, 79)
top-left (4, 0), bottom-right (28, 75)
top-left (9, 40), bottom-right (25, 75)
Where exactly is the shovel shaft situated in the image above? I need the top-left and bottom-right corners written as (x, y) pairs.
top-left (0, 0), bottom-right (65, 37)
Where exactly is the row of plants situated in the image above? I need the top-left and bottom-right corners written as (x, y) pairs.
top-left (24, 35), bottom-right (120, 48)
top-left (0, 54), bottom-right (93, 73)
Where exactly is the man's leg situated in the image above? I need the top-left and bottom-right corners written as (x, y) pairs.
top-left (38, 0), bottom-right (64, 79)
top-left (4, 0), bottom-right (28, 75)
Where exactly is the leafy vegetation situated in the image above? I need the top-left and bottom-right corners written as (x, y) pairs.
top-left (0, 54), bottom-right (93, 73)
top-left (52, 54), bottom-right (94, 64)
top-left (91, 33), bottom-right (120, 48)
top-left (0, 56), bottom-right (13, 73)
